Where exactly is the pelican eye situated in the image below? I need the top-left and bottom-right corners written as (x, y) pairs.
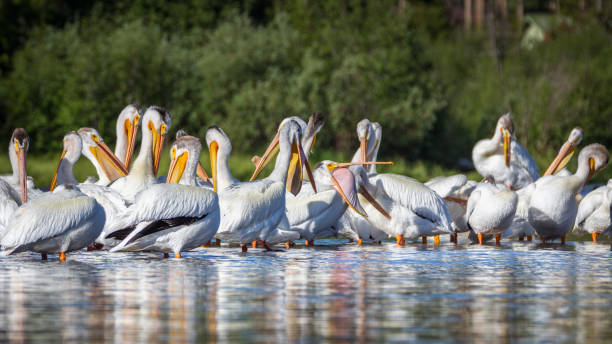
top-left (134, 114), bottom-right (140, 125)
top-left (14, 140), bottom-right (19, 151)
top-left (326, 163), bottom-right (338, 171)
top-left (161, 124), bottom-right (167, 135)
top-left (171, 147), bottom-right (176, 159)
top-left (91, 134), bottom-right (99, 142)
top-left (148, 121), bottom-right (154, 131)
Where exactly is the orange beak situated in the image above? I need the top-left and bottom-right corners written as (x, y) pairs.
top-left (50, 149), bottom-right (67, 192)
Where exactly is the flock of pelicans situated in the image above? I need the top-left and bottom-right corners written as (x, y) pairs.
top-left (0, 106), bottom-right (610, 261)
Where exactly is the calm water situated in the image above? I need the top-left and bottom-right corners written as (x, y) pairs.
top-left (1, 239), bottom-right (612, 343)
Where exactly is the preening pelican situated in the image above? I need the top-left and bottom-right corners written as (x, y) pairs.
top-left (472, 113), bottom-right (539, 189)
top-left (272, 161), bottom-right (391, 246)
top-left (0, 184), bottom-right (105, 261)
top-left (528, 144), bottom-right (609, 243)
top-left (114, 104), bottom-right (141, 169)
top-left (108, 135), bottom-right (220, 258)
top-left (49, 131), bottom-right (129, 248)
top-left (110, 106), bottom-right (171, 202)
top-left (210, 121), bottom-right (316, 251)
top-left (176, 129), bottom-right (211, 185)
top-left (350, 119), bottom-right (378, 170)
top-left (353, 119), bottom-right (453, 245)
top-left (574, 179), bottom-right (612, 243)
top-left (426, 174), bottom-right (476, 243)
top-left (543, 126), bottom-right (583, 177)
top-left (466, 176), bottom-right (518, 245)
top-left (0, 128), bottom-right (41, 202)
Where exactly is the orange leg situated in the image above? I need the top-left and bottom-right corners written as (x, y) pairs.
top-left (252, 240), bottom-right (258, 249)
top-left (422, 236), bottom-right (427, 244)
top-left (541, 237), bottom-right (546, 244)
top-left (87, 245), bottom-right (94, 251)
top-left (163, 253), bottom-right (169, 258)
top-left (592, 232), bottom-right (598, 243)
top-left (285, 241), bottom-right (291, 249)
top-left (202, 241), bottom-right (211, 248)
top-left (357, 239), bottom-right (363, 246)
top-left (396, 234), bottom-right (405, 246)
top-left (561, 235), bottom-right (566, 245)
top-left (434, 235), bottom-right (440, 245)
top-left (519, 235), bottom-right (524, 241)
top-left (262, 241), bottom-right (274, 251)
top-left (305, 239), bottom-right (314, 246)
top-left (348, 239), bottom-right (354, 243)
top-left (526, 235), bottom-right (532, 241)
top-left (495, 233), bottom-right (501, 246)
top-left (215, 239), bottom-right (221, 246)
top-left (478, 233), bottom-right (483, 245)
top-left (59, 252), bottom-right (66, 262)
top-left (41, 253), bottom-right (47, 261)
top-left (241, 245), bottom-right (248, 252)
top-left (174, 253), bottom-right (181, 259)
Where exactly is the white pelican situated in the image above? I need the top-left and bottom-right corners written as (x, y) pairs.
top-left (273, 161), bottom-right (391, 246)
top-left (107, 135), bottom-right (220, 258)
top-left (0, 179), bottom-right (21, 233)
top-left (49, 131), bottom-right (129, 249)
top-left (0, 128), bottom-right (42, 201)
top-left (110, 106), bottom-right (171, 202)
top-left (503, 126), bottom-right (583, 241)
top-left (472, 113), bottom-right (539, 189)
top-left (352, 119), bottom-right (454, 245)
top-left (175, 129), bottom-right (212, 185)
top-left (528, 144), bottom-right (609, 244)
top-left (209, 121), bottom-right (315, 251)
top-left (0, 183), bottom-right (105, 261)
top-left (574, 179), bottom-right (612, 243)
top-left (114, 104), bottom-right (141, 169)
top-left (465, 176), bottom-right (518, 245)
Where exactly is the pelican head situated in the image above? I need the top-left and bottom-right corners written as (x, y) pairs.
top-left (50, 131), bottom-right (82, 191)
top-left (142, 106), bottom-right (171, 176)
top-left (176, 129), bottom-right (209, 182)
top-left (543, 126), bottom-right (584, 176)
top-left (116, 104), bottom-right (141, 168)
top-left (9, 128), bottom-right (29, 204)
top-left (303, 112), bottom-right (325, 155)
top-left (206, 125), bottom-right (232, 193)
top-left (78, 128), bottom-right (129, 184)
top-left (349, 164), bottom-right (392, 220)
top-left (577, 143), bottom-right (609, 186)
top-left (495, 113), bottom-right (514, 168)
top-left (356, 119), bottom-right (373, 165)
top-left (166, 134), bottom-right (202, 185)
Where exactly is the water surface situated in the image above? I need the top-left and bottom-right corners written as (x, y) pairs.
top-left (1, 240), bottom-right (612, 343)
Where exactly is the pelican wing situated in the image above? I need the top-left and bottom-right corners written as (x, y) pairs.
top-left (0, 180), bottom-right (20, 233)
top-left (105, 184), bottom-right (218, 238)
top-left (425, 174), bottom-right (467, 198)
top-left (284, 190), bottom-right (340, 228)
top-left (1, 191), bottom-right (99, 250)
top-left (465, 189), bottom-right (481, 230)
top-left (373, 173), bottom-right (452, 230)
top-left (574, 187), bottom-right (604, 231)
top-left (511, 138), bottom-right (540, 181)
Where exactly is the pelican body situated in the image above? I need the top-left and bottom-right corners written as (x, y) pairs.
top-left (574, 180), bottom-right (612, 242)
top-left (466, 177), bottom-right (518, 245)
top-left (108, 135), bottom-right (220, 257)
top-left (528, 144), bottom-right (609, 242)
top-left (472, 113), bottom-right (539, 189)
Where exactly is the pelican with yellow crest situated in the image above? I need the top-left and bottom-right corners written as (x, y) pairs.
top-left (208, 120), bottom-right (316, 251)
top-left (110, 106), bottom-right (171, 202)
top-left (108, 134), bottom-right (220, 258)
top-left (472, 113), bottom-right (539, 190)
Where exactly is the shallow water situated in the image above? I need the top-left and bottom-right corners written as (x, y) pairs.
top-left (1, 239), bottom-right (612, 343)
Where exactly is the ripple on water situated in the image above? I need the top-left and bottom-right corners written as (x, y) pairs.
top-left (1, 240), bottom-right (612, 342)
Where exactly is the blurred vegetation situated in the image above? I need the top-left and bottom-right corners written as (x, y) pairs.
top-left (1, 0), bottom-right (611, 186)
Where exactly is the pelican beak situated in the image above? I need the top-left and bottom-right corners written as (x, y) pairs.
top-left (286, 135), bottom-right (316, 195)
top-left (250, 132), bottom-right (280, 181)
top-left (50, 149), bottom-right (67, 192)
top-left (327, 166), bottom-right (366, 216)
top-left (336, 161), bottom-right (393, 168)
top-left (543, 141), bottom-right (576, 176)
top-left (309, 133), bottom-right (317, 154)
top-left (124, 114), bottom-right (140, 168)
top-left (166, 149), bottom-right (188, 184)
top-left (586, 157), bottom-right (597, 186)
top-left (209, 141), bottom-right (219, 193)
top-left (360, 137), bottom-right (368, 166)
top-left (17, 145), bottom-right (27, 204)
top-left (196, 162), bottom-right (211, 183)
top-left (90, 139), bottom-right (129, 182)
top-left (359, 185), bottom-right (391, 220)
top-left (151, 124), bottom-right (167, 176)
top-left (503, 128), bottom-right (511, 167)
